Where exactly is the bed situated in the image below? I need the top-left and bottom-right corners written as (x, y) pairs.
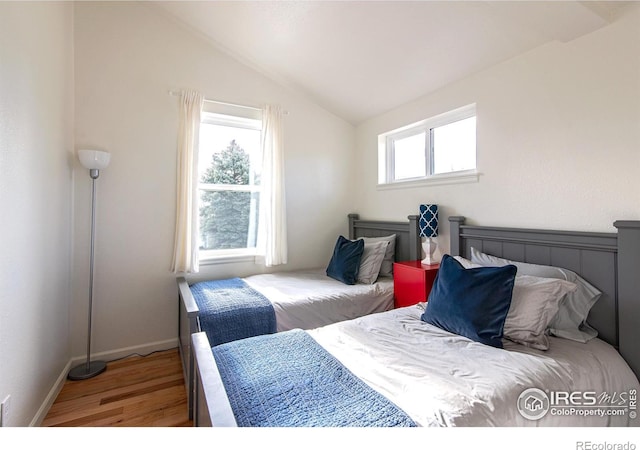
top-left (178, 213), bottom-right (421, 417)
top-left (191, 215), bottom-right (640, 427)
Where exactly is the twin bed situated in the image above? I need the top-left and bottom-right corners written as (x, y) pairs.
top-left (182, 214), bottom-right (640, 427)
top-left (177, 213), bottom-right (421, 417)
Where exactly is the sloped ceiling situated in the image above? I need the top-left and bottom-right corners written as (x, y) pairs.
top-left (154, 1), bottom-right (635, 125)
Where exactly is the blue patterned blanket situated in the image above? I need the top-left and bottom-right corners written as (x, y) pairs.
top-left (212, 329), bottom-right (417, 427)
top-left (189, 278), bottom-right (276, 346)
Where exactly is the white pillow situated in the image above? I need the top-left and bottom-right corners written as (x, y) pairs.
top-left (362, 235), bottom-right (396, 277)
top-left (453, 255), bottom-right (481, 269)
top-left (455, 255), bottom-right (577, 350)
top-left (504, 275), bottom-right (577, 350)
top-left (357, 240), bottom-right (389, 284)
top-left (470, 247), bottom-right (601, 343)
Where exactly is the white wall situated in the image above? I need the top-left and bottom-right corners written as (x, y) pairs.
top-left (72, 2), bottom-right (355, 356)
top-left (355, 7), bottom-right (640, 256)
top-left (0, 2), bottom-right (74, 426)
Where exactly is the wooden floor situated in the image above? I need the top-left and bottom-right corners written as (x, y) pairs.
top-left (42, 348), bottom-right (192, 427)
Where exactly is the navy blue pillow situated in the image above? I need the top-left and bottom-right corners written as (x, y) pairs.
top-left (326, 236), bottom-right (365, 285)
top-left (421, 254), bottom-right (517, 348)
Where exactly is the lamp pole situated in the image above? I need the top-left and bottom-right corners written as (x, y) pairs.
top-left (68, 151), bottom-right (110, 380)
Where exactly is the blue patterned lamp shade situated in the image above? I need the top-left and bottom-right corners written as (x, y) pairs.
top-left (419, 204), bottom-right (438, 238)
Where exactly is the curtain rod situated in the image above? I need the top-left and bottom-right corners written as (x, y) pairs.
top-left (168, 90), bottom-right (287, 114)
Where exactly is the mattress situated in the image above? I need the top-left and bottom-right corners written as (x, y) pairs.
top-left (243, 268), bottom-right (394, 331)
top-left (309, 304), bottom-right (640, 427)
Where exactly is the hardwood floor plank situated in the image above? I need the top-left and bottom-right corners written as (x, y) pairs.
top-left (43, 378), bottom-right (187, 426)
top-left (47, 407), bottom-right (124, 427)
top-left (100, 377), bottom-right (185, 405)
top-left (45, 373), bottom-right (185, 418)
top-left (42, 348), bottom-right (192, 427)
top-left (55, 358), bottom-right (182, 402)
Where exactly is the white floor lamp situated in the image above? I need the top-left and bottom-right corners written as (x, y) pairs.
top-left (68, 149), bottom-right (111, 381)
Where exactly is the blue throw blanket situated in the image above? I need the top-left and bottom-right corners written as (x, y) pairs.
top-left (190, 278), bottom-right (276, 346)
top-left (212, 329), bottom-right (417, 427)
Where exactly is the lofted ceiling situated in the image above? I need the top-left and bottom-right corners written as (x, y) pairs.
top-left (153, 1), bottom-right (636, 125)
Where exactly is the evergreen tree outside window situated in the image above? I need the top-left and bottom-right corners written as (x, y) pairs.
top-left (198, 110), bottom-right (262, 258)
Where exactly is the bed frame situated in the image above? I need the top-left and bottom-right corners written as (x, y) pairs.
top-left (178, 213), bottom-right (420, 418)
top-left (449, 216), bottom-right (640, 376)
top-left (190, 215), bottom-right (640, 427)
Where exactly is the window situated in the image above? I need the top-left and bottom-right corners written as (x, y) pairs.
top-left (378, 104), bottom-right (477, 187)
top-left (198, 106), bottom-right (263, 260)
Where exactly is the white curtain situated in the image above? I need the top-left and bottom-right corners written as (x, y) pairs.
top-left (256, 105), bottom-right (288, 267)
top-left (171, 89), bottom-right (204, 273)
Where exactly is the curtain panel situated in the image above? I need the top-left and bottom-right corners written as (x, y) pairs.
top-left (171, 89), bottom-right (204, 273)
top-left (256, 105), bottom-right (288, 267)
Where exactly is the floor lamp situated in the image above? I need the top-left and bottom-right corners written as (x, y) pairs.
top-left (68, 149), bottom-right (111, 381)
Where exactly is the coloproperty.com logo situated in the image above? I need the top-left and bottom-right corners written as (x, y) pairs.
top-left (517, 387), bottom-right (637, 421)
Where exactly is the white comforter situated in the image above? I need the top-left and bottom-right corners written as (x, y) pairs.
top-left (244, 269), bottom-right (394, 332)
top-left (309, 305), bottom-right (640, 427)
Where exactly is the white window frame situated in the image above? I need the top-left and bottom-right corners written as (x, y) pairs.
top-left (378, 104), bottom-right (478, 189)
top-left (198, 105), bottom-right (263, 265)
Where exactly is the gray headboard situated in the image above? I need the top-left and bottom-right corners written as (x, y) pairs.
top-left (348, 213), bottom-right (421, 262)
top-left (449, 216), bottom-right (640, 379)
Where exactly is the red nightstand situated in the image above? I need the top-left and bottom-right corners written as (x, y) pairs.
top-left (393, 260), bottom-right (440, 308)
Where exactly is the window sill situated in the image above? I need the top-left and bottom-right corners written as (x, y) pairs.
top-left (377, 170), bottom-right (479, 190)
top-left (199, 251), bottom-right (258, 266)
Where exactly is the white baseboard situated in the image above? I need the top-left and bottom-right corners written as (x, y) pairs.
top-left (75, 338), bottom-right (179, 364)
top-left (31, 338), bottom-right (178, 427)
top-left (30, 359), bottom-right (73, 427)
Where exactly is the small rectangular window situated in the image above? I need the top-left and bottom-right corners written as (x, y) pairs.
top-left (378, 104), bottom-right (477, 187)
